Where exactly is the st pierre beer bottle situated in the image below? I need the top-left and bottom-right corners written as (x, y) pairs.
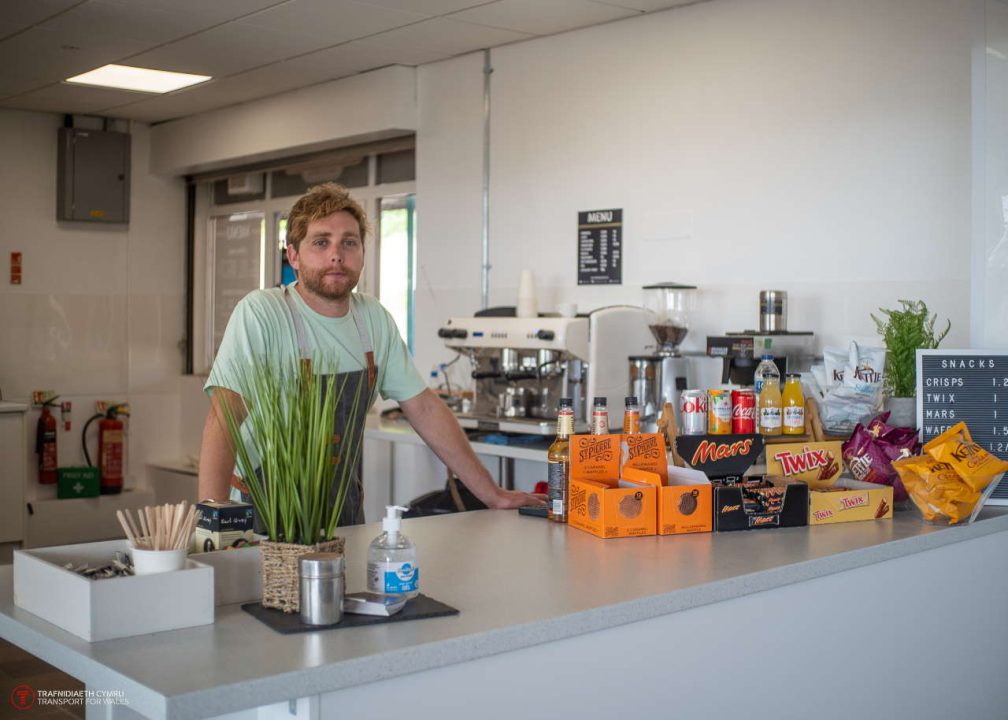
top-left (547, 398), bottom-right (575, 523)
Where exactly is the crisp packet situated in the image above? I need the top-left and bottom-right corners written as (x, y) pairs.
top-left (892, 455), bottom-right (980, 524)
top-left (923, 422), bottom-right (1008, 492)
top-left (841, 412), bottom-right (920, 502)
top-left (819, 341), bottom-right (886, 434)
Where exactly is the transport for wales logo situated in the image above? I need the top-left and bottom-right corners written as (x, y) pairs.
top-left (10, 684), bottom-right (36, 710)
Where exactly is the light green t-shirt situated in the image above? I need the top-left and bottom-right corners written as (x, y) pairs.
top-left (205, 284), bottom-right (425, 403)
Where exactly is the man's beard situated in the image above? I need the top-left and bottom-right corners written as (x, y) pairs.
top-left (299, 266), bottom-right (357, 300)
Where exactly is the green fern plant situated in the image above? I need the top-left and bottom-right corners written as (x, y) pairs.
top-left (871, 300), bottom-right (950, 398)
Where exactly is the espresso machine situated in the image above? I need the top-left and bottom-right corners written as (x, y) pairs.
top-left (629, 283), bottom-right (700, 431)
top-left (439, 306), bottom-right (653, 435)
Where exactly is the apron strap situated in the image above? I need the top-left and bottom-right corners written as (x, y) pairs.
top-left (282, 284), bottom-right (312, 360)
top-left (283, 283), bottom-right (376, 391)
top-left (349, 302), bottom-right (377, 392)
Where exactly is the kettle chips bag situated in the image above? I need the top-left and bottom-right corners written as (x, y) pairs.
top-left (892, 422), bottom-right (1007, 524)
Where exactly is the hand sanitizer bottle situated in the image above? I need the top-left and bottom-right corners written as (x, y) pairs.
top-left (366, 506), bottom-right (419, 599)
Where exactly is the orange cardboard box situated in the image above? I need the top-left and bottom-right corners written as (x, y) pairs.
top-left (568, 475), bottom-right (657, 539)
top-left (621, 466), bottom-right (712, 535)
top-left (569, 434), bottom-right (620, 482)
top-left (660, 466), bottom-right (713, 535)
top-left (765, 441), bottom-right (843, 488)
top-left (568, 435), bottom-right (659, 539)
top-left (621, 433), bottom-right (669, 480)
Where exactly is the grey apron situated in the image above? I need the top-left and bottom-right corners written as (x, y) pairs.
top-left (238, 285), bottom-right (377, 529)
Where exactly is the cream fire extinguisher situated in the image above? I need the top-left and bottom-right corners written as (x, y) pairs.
top-left (83, 404), bottom-right (129, 495)
top-left (35, 398), bottom-right (58, 484)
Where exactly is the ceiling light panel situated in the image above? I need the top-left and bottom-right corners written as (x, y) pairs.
top-left (65, 64), bottom-right (211, 93)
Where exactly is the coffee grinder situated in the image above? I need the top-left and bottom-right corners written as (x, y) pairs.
top-left (629, 283), bottom-right (697, 431)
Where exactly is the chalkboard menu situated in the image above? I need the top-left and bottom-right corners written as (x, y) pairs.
top-left (917, 350), bottom-right (1008, 503)
top-left (577, 209), bottom-right (622, 285)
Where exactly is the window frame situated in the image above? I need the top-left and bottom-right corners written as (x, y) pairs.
top-left (190, 148), bottom-right (415, 375)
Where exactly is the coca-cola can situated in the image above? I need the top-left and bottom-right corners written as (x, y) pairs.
top-left (708, 389), bottom-right (733, 435)
top-left (731, 389), bottom-right (756, 434)
top-left (679, 390), bottom-right (708, 435)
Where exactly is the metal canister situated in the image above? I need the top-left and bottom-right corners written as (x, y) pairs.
top-left (679, 389), bottom-right (708, 435)
top-left (707, 389), bottom-right (733, 434)
top-left (299, 552), bottom-right (345, 626)
top-left (731, 389), bottom-right (756, 434)
top-left (759, 290), bottom-right (788, 333)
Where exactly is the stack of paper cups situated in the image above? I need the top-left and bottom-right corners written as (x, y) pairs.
top-left (516, 269), bottom-right (537, 318)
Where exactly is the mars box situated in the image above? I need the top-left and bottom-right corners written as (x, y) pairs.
top-left (713, 477), bottom-right (808, 531)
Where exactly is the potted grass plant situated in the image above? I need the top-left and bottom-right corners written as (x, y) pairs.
top-left (218, 355), bottom-right (365, 613)
top-left (871, 300), bottom-right (950, 428)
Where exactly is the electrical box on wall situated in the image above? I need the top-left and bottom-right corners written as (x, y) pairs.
top-left (57, 127), bottom-right (131, 223)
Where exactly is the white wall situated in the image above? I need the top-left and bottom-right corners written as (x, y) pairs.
top-left (414, 0), bottom-right (975, 381)
top-left (150, 65), bottom-right (418, 176)
top-left (0, 109), bottom-right (186, 497)
top-left (974, 0), bottom-right (1008, 348)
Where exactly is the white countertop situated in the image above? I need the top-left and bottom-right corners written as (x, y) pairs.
top-left (2, 508), bottom-right (1008, 720)
top-left (0, 401), bottom-right (28, 413)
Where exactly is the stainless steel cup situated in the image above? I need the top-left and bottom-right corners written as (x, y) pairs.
top-left (759, 290), bottom-right (788, 333)
top-left (299, 553), bottom-right (345, 626)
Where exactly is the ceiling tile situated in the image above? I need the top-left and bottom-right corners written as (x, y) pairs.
top-left (40, 1), bottom-right (224, 46)
top-left (238, 0), bottom-right (428, 43)
top-left (104, 63), bottom-right (324, 122)
top-left (589, 0), bottom-right (702, 12)
top-left (0, 22), bottom-right (29, 41)
top-left (354, 0), bottom-right (497, 15)
top-left (1, 0), bottom-right (83, 27)
top-left (0, 82), bottom-right (144, 114)
top-left (366, 17), bottom-right (532, 57)
top-left (96, 0), bottom-right (289, 26)
top-left (124, 22), bottom-right (331, 77)
top-left (282, 39), bottom-right (443, 75)
top-left (451, 0), bottom-right (637, 35)
top-left (0, 27), bottom-right (135, 89)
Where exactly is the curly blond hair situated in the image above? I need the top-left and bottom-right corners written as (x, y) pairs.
top-left (286, 182), bottom-right (370, 251)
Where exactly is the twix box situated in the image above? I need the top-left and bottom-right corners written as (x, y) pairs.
top-left (808, 477), bottom-right (893, 525)
top-left (567, 434), bottom-right (659, 539)
top-left (765, 441), bottom-right (843, 489)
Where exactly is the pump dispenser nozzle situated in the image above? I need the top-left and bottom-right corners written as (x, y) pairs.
top-left (382, 505), bottom-right (408, 536)
top-left (368, 506), bottom-right (419, 598)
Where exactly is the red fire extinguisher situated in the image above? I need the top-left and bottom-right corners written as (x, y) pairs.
top-left (98, 406), bottom-right (126, 495)
top-left (35, 399), bottom-right (58, 484)
top-left (83, 404), bottom-right (129, 495)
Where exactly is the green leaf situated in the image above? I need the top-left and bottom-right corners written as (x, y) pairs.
top-left (871, 299), bottom-right (950, 398)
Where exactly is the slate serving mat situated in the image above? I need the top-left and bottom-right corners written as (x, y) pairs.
top-left (241, 593), bottom-right (458, 634)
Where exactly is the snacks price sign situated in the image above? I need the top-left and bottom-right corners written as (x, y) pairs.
top-left (916, 350), bottom-right (1008, 504)
top-left (577, 209), bottom-right (622, 285)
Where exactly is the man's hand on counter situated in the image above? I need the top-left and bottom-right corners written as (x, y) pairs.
top-left (487, 488), bottom-right (548, 509)
top-left (399, 389), bottom-right (548, 511)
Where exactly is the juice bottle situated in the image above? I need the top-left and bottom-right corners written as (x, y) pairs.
top-left (758, 377), bottom-right (782, 436)
top-left (547, 398), bottom-right (574, 523)
top-left (782, 374), bottom-right (806, 435)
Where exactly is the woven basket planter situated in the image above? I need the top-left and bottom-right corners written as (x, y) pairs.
top-left (260, 537), bottom-right (345, 613)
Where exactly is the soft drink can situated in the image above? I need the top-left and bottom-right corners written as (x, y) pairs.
top-left (679, 390), bottom-right (708, 435)
top-left (731, 389), bottom-right (756, 434)
top-left (707, 389), bottom-right (733, 434)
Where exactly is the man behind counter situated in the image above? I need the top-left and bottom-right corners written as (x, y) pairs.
top-left (198, 182), bottom-right (544, 521)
